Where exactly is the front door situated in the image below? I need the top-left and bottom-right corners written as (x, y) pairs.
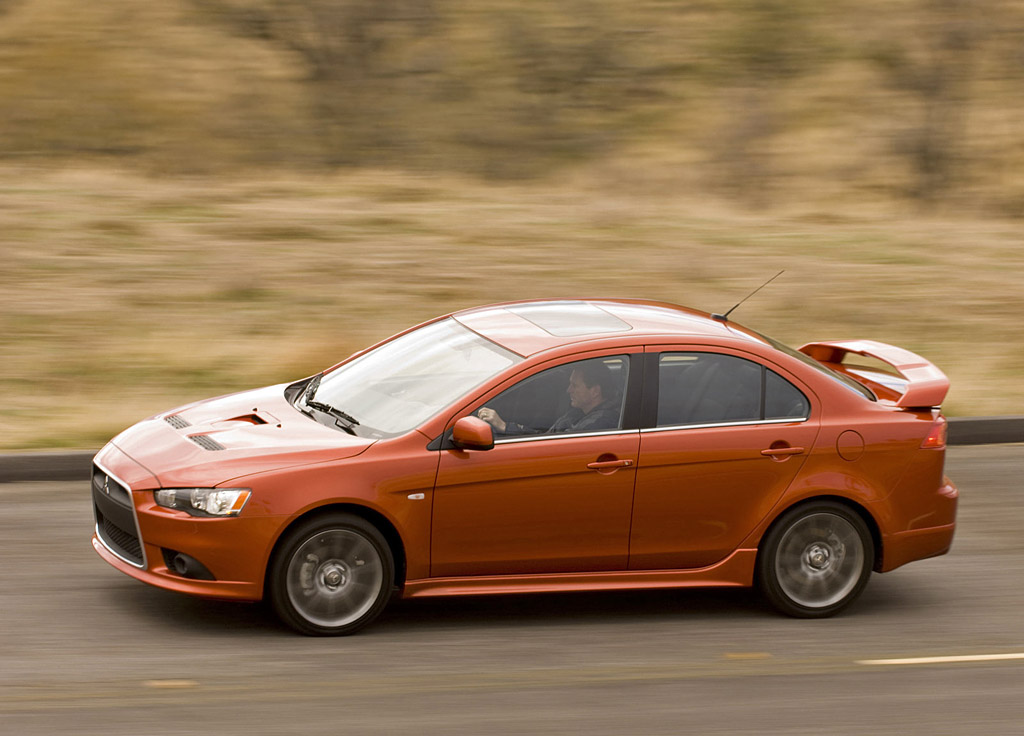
top-left (431, 353), bottom-right (640, 577)
top-left (432, 433), bottom-right (640, 577)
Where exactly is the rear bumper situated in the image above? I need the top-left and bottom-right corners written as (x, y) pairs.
top-left (880, 522), bottom-right (956, 572)
top-left (880, 476), bottom-right (958, 572)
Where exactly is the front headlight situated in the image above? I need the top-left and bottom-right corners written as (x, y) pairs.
top-left (154, 488), bottom-right (251, 517)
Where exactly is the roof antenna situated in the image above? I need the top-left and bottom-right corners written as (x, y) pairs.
top-left (711, 270), bottom-right (785, 322)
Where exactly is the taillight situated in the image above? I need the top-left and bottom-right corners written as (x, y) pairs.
top-left (921, 416), bottom-right (948, 449)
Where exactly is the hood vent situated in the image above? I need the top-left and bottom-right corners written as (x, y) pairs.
top-left (189, 434), bottom-right (226, 451)
top-left (165, 414), bottom-right (191, 429)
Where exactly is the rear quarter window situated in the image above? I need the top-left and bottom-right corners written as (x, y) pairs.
top-left (765, 370), bottom-right (810, 419)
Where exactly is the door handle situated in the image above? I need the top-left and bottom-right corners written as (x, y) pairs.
top-left (587, 458), bottom-right (634, 470)
top-left (760, 446), bottom-right (805, 457)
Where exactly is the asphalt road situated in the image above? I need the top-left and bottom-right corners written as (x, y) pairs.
top-left (1, 445), bottom-right (1022, 735)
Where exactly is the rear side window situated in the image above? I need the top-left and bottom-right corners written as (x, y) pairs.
top-left (657, 353), bottom-right (809, 427)
top-left (657, 353), bottom-right (761, 426)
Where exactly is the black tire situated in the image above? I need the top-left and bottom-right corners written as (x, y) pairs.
top-left (758, 501), bottom-right (874, 618)
top-left (269, 513), bottom-right (394, 636)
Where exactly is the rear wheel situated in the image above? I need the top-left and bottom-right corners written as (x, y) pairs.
top-left (269, 513), bottom-right (394, 636)
top-left (758, 502), bottom-right (874, 618)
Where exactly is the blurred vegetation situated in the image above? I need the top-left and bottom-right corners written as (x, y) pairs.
top-left (0, 0), bottom-right (1022, 205)
top-left (1, 0), bottom-right (1024, 449)
top-left (2, 168), bottom-right (1022, 449)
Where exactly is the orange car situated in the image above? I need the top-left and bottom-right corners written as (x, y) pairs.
top-left (91, 299), bottom-right (957, 635)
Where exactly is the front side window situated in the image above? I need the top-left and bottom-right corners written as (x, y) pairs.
top-left (308, 319), bottom-right (521, 438)
top-left (657, 352), bottom-right (809, 427)
top-left (477, 355), bottom-right (630, 439)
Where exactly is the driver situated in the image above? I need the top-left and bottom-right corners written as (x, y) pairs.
top-left (478, 361), bottom-right (620, 435)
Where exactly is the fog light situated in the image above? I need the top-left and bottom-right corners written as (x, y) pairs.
top-left (161, 549), bottom-right (216, 581)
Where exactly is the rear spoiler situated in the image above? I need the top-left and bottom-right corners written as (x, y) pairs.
top-left (799, 340), bottom-right (949, 408)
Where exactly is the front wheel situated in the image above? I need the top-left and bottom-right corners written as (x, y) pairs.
top-left (758, 502), bottom-right (874, 618)
top-left (269, 513), bottom-right (394, 636)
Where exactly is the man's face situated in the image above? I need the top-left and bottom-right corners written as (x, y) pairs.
top-left (567, 369), bottom-right (602, 413)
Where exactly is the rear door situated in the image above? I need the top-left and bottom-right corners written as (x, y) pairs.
top-left (628, 348), bottom-right (820, 570)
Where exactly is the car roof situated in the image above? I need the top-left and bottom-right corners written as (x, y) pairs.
top-left (452, 298), bottom-right (765, 356)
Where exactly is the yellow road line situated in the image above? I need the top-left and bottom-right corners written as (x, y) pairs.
top-left (143, 680), bottom-right (199, 689)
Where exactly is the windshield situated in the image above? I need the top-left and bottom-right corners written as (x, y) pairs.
top-left (304, 318), bottom-right (522, 438)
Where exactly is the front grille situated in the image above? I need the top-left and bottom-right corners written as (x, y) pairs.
top-left (99, 515), bottom-right (144, 561)
top-left (92, 465), bottom-right (145, 567)
top-left (165, 414), bottom-right (191, 429)
top-left (189, 434), bottom-right (225, 451)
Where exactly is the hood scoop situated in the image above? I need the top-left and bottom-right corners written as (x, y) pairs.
top-left (110, 385), bottom-right (377, 487)
top-left (225, 413), bottom-right (268, 425)
top-left (183, 413), bottom-right (277, 451)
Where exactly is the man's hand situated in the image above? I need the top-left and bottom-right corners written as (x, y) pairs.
top-left (477, 407), bottom-right (506, 433)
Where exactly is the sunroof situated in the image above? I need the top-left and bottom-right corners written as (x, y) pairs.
top-left (506, 302), bottom-right (632, 337)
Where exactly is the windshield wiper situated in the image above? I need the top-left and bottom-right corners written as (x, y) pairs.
top-left (305, 399), bottom-right (360, 435)
top-left (297, 373), bottom-right (360, 434)
top-left (303, 372), bottom-right (324, 404)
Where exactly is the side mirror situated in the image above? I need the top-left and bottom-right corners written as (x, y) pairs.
top-left (451, 416), bottom-right (494, 451)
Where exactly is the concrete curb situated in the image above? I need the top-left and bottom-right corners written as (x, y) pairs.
top-left (0, 417), bottom-right (1020, 483)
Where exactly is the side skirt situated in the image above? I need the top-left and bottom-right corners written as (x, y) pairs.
top-left (402, 549), bottom-right (757, 599)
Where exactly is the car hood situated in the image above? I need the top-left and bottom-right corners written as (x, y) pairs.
top-left (108, 384), bottom-right (376, 488)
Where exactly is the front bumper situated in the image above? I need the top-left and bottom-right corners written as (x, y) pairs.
top-left (91, 445), bottom-right (281, 602)
top-left (92, 533), bottom-right (261, 600)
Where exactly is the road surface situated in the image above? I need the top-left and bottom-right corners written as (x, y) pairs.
top-left (1, 445), bottom-right (1021, 734)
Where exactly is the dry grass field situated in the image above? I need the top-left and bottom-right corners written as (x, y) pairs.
top-left (3, 1), bottom-right (1024, 449)
top-left (2, 164), bottom-right (1021, 450)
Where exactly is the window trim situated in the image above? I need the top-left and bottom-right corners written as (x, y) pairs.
top-left (641, 417), bottom-right (809, 434)
top-left (494, 428), bottom-right (641, 445)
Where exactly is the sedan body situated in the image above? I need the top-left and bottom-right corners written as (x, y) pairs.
top-left (91, 299), bottom-right (957, 634)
